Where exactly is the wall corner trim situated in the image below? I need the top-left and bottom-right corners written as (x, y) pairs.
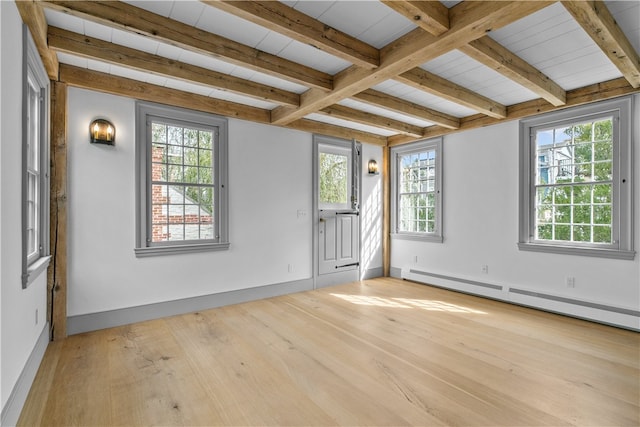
top-left (1, 323), bottom-right (50, 427)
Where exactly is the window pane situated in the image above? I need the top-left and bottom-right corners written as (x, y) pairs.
top-left (397, 147), bottom-right (437, 235)
top-left (319, 152), bottom-right (348, 205)
top-left (532, 115), bottom-right (614, 246)
top-left (593, 205), bottom-right (611, 225)
top-left (555, 225), bottom-right (570, 241)
top-left (573, 225), bottom-right (590, 242)
top-left (149, 119), bottom-right (218, 244)
top-left (593, 226), bottom-right (611, 243)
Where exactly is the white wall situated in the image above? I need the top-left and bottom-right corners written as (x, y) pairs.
top-left (67, 87), bottom-right (319, 316)
top-left (1, 1), bottom-right (49, 419)
top-left (392, 96), bottom-right (640, 329)
top-left (360, 143), bottom-right (383, 277)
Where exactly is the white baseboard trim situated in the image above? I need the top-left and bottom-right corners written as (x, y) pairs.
top-left (1, 323), bottom-right (50, 427)
top-left (361, 266), bottom-right (383, 280)
top-left (402, 268), bottom-right (640, 331)
top-left (67, 278), bottom-right (314, 335)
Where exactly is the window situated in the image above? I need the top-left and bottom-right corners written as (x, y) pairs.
top-left (22, 25), bottom-right (50, 288)
top-left (135, 102), bottom-right (229, 256)
top-left (391, 138), bottom-right (443, 242)
top-left (519, 97), bottom-right (634, 259)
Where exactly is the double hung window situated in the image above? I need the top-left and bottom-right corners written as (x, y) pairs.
top-left (519, 97), bottom-right (634, 259)
top-left (135, 102), bottom-right (229, 256)
top-left (391, 138), bottom-right (443, 243)
top-left (22, 25), bottom-right (50, 287)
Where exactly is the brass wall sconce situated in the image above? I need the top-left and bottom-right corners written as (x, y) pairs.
top-left (368, 159), bottom-right (379, 175)
top-left (90, 118), bottom-right (115, 145)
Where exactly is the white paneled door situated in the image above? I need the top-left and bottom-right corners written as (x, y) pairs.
top-left (315, 137), bottom-right (361, 286)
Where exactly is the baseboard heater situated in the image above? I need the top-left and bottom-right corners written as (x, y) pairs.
top-left (509, 288), bottom-right (640, 317)
top-left (408, 269), bottom-right (503, 291)
top-left (406, 268), bottom-right (639, 329)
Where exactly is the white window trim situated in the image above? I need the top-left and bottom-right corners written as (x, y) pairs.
top-left (518, 96), bottom-right (634, 260)
top-left (22, 25), bottom-right (51, 288)
top-left (391, 137), bottom-right (443, 243)
top-left (134, 101), bottom-right (229, 257)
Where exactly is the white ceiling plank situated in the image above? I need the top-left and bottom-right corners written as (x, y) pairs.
top-left (122, 0), bottom-right (173, 17)
top-left (195, 5), bottom-right (271, 49)
top-left (169, 1), bottom-right (206, 26)
top-left (43, 8), bottom-right (85, 34)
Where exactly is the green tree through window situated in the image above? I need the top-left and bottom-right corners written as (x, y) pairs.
top-left (535, 118), bottom-right (613, 244)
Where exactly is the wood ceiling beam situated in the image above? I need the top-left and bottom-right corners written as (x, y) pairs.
top-left (562, 0), bottom-right (640, 88)
top-left (59, 64), bottom-right (270, 123)
top-left (388, 76), bottom-right (640, 146)
top-left (396, 68), bottom-right (507, 118)
top-left (271, 1), bottom-right (553, 125)
top-left (203, 1), bottom-right (379, 69)
top-left (459, 36), bottom-right (567, 106)
top-left (38, 0), bottom-right (333, 91)
top-left (15, 0), bottom-right (59, 79)
top-left (383, 1), bottom-right (565, 107)
top-left (48, 27), bottom-right (299, 107)
top-left (380, 0), bottom-right (449, 36)
top-left (353, 89), bottom-right (460, 129)
top-left (58, 65), bottom-right (387, 146)
top-left (320, 105), bottom-right (424, 137)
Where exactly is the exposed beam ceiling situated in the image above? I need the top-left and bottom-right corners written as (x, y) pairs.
top-left (40, 0), bottom-right (334, 90)
top-left (458, 37), bottom-right (567, 106)
top-left (562, 0), bottom-right (640, 89)
top-left (388, 76), bottom-right (639, 146)
top-left (203, 1), bottom-right (380, 69)
top-left (25, 0), bottom-right (640, 147)
top-left (270, 1), bottom-right (553, 125)
top-left (47, 26), bottom-right (300, 107)
top-left (59, 64), bottom-right (388, 146)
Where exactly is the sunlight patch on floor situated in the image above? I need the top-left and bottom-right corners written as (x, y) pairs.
top-left (331, 293), bottom-right (487, 314)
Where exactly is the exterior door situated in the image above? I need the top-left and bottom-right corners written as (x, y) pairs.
top-left (314, 136), bottom-right (361, 287)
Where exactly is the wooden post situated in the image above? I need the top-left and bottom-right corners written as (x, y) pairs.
top-left (382, 145), bottom-right (390, 277)
top-left (48, 80), bottom-right (68, 340)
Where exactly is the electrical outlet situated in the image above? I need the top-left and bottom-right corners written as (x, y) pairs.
top-left (566, 277), bottom-right (576, 288)
top-left (481, 265), bottom-right (489, 274)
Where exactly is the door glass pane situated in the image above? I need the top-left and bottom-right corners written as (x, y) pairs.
top-left (319, 148), bottom-right (351, 209)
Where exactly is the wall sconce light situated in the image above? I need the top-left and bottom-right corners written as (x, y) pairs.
top-left (90, 118), bottom-right (115, 145)
top-left (368, 159), bottom-right (379, 175)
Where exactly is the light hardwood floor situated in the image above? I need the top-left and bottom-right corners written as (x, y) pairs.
top-left (19, 278), bottom-right (639, 426)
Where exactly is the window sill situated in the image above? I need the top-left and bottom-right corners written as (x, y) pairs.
top-left (134, 242), bottom-right (230, 257)
top-left (518, 242), bottom-right (635, 260)
top-left (391, 233), bottom-right (443, 243)
top-left (23, 255), bottom-right (52, 289)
